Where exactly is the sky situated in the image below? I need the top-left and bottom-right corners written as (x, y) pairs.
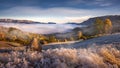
top-left (0, 0), bottom-right (120, 23)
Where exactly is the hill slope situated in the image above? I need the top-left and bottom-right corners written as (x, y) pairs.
top-left (80, 15), bottom-right (120, 26)
top-left (76, 15), bottom-right (120, 34)
top-left (43, 33), bottom-right (120, 50)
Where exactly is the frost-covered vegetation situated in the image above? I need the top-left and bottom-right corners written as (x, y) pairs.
top-left (0, 44), bottom-right (120, 68)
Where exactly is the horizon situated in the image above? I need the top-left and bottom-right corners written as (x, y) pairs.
top-left (0, 0), bottom-right (120, 23)
top-left (0, 14), bottom-right (119, 24)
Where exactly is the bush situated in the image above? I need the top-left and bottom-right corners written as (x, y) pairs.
top-left (0, 44), bottom-right (120, 68)
top-left (48, 35), bottom-right (57, 43)
top-left (8, 27), bottom-right (20, 33)
top-left (30, 38), bottom-right (42, 52)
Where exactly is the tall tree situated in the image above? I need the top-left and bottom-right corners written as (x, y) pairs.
top-left (104, 18), bottom-right (112, 33)
top-left (78, 31), bottom-right (82, 39)
top-left (94, 18), bottom-right (104, 34)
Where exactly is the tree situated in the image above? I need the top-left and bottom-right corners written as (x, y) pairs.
top-left (0, 32), bottom-right (5, 40)
top-left (64, 39), bottom-right (68, 42)
top-left (40, 40), bottom-right (47, 44)
top-left (94, 18), bottom-right (104, 34)
top-left (49, 35), bottom-right (56, 42)
top-left (70, 37), bottom-right (74, 41)
top-left (94, 18), bottom-right (113, 35)
top-left (12, 36), bottom-right (17, 41)
top-left (104, 18), bottom-right (112, 33)
top-left (30, 38), bottom-right (42, 52)
top-left (78, 31), bottom-right (82, 39)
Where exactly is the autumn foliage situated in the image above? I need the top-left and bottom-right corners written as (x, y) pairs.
top-left (104, 19), bottom-right (113, 33)
top-left (94, 18), bottom-right (112, 35)
top-left (30, 38), bottom-right (42, 52)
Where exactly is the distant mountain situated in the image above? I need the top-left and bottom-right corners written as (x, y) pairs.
top-left (0, 19), bottom-right (37, 24)
top-left (48, 22), bottom-right (56, 24)
top-left (0, 19), bottom-right (58, 24)
top-left (80, 15), bottom-right (120, 26)
top-left (65, 22), bottom-right (79, 25)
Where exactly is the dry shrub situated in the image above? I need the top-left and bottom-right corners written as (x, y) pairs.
top-left (30, 38), bottom-right (42, 52)
top-left (99, 46), bottom-right (120, 67)
top-left (76, 48), bottom-right (107, 68)
top-left (43, 48), bottom-right (78, 68)
top-left (0, 44), bottom-right (120, 68)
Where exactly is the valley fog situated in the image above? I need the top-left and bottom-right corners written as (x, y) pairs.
top-left (0, 23), bottom-right (82, 34)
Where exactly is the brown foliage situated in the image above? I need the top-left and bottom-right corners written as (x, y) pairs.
top-left (99, 46), bottom-right (120, 66)
top-left (104, 18), bottom-right (112, 33)
top-left (94, 18), bottom-right (113, 35)
top-left (30, 38), bottom-right (42, 52)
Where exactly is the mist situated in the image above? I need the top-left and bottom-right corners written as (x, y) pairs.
top-left (0, 23), bottom-right (82, 34)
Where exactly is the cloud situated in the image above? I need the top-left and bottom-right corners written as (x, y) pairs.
top-left (66, 0), bottom-right (84, 5)
top-left (93, 1), bottom-right (112, 7)
top-left (99, 3), bottom-right (112, 7)
top-left (84, 0), bottom-right (117, 7)
top-left (65, 16), bottom-right (91, 22)
top-left (1, 6), bottom-right (86, 16)
top-left (0, 6), bottom-right (120, 23)
top-left (64, 0), bottom-right (115, 7)
top-left (0, 0), bottom-right (119, 10)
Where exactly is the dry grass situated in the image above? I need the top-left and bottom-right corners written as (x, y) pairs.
top-left (0, 41), bottom-right (23, 48)
top-left (99, 46), bottom-right (120, 66)
top-left (0, 44), bottom-right (120, 68)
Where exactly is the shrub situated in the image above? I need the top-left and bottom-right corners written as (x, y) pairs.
top-left (48, 35), bottom-right (57, 43)
top-left (30, 38), bottom-right (42, 52)
top-left (0, 44), bottom-right (119, 68)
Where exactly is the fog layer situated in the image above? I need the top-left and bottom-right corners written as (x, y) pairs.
top-left (0, 23), bottom-right (82, 34)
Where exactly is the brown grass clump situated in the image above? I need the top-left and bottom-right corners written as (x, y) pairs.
top-left (99, 46), bottom-right (120, 66)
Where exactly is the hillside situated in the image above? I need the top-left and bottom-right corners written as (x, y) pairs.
top-left (0, 19), bottom-right (35, 24)
top-left (72, 15), bottom-right (120, 36)
top-left (0, 17), bottom-right (120, 68)
top-left (80, 15), bottom-right (120, 26)
top-left (0, 26), bottom-right (47, 45)
top-left (0, 19), bottom-right (56, 24)
top-left (43, 33), bottom-right (120, 50)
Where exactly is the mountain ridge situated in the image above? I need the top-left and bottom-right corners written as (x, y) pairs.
top-left (79, 15), bottom-right (120, 25)
top-left (0, 19), bottom-right (57, 24)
